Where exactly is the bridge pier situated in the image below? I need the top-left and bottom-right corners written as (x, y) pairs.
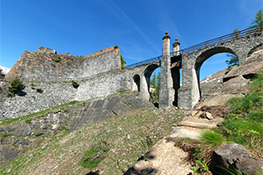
top-left (159, 32), bottom-right (174, 109)
top-left (139, 73), bottom-right (150, 101)
top-left (178, 67), bottom-right (200, 109)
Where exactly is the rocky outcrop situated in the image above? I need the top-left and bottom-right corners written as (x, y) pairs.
top-left (211, 143), bottom-right (263, 175)
top-left (0, 92), bottom-right (154, 165)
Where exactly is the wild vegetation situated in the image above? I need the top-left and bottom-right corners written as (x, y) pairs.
top-left (150, 71), bottom-right (161, 104)
top-left (0, 95), bottom-right (182, 174)
top-left (8, 77), bottom-right (25, 96)
top-left (222, 73), bottom-right (263, 158)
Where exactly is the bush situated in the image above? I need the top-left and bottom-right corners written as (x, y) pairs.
top-left (36, 88), bottom-right (43, 93)
top-left (120, 55), bottom-right (126, 69)
top-left (71, 81), bottom-right (79, 89)
top-left (8, 77), bottom-right (25, 95)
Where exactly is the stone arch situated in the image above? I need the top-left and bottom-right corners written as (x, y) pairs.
top-left (132, 74), bottom-right (140, 92)
top-left (194, 46), bottom-right (237, 98)
top-left (144, 64), bottom-right (160, 91)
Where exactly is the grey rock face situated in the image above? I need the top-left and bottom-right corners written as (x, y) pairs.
top-left (0, 93), bottom-right (154, 164)
top-left (211, 143), bottom-right (263, 175)
top-left (0, 146), bottom-right (20, 164)
top-left (105, 96), bottom-right (131, 115)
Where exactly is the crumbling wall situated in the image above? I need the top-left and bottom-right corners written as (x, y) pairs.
top-left (5, 46), bottom-right (121, 81)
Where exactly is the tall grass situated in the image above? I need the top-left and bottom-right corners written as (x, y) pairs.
top-left (225, 73), bottom-right (263, 157)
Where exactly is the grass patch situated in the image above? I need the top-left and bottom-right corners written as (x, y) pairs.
top-left (223, 73), bottom-right (263, 157)
top-left (81, 141), bottom-right (110, 169)
top-left (200, 130), bottom-right (224, 147)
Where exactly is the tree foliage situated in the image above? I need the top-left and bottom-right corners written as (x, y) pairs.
top-left (251, 8), bottom-right (263, 27)
top-left (150, 71), bottom-right (161, 103)
top-left (8, 77), bottom-right (25, 95)
top-left (225, 54), bottom-right (239, 66)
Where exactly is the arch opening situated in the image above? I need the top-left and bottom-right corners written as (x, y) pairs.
top-left (133, 74), bottom-right (140, 92)
top-left (144, 64), bottom-right (160, 106)
top-left (195, 47), bottom-right (238, 99)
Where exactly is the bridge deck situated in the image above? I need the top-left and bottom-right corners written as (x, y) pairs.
top-left (126, 25), bottom-right (262, 68)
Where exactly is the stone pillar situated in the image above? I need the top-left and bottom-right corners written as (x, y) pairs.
top-left (172, 38), bottom-right (180, 56)
top-left (178, 55), bottom-right (200, 109)
top-left (159, 32), bottom-right (173, 109)
top-left (139, 73), bottom-right (150, 101)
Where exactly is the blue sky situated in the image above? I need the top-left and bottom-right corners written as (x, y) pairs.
top-left (1, 0), bottom-right (262, 80)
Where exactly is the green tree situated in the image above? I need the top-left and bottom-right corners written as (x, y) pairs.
top-left (233, 28), bottom-right (240, 38)
top-left (225, 54), bottom-right (239, 66)
top-left (150, 72), bottom-right (157, 88)
top-left (150, 71), bottom-right (161, 104)
top-left (251, 8), bottom-right (263, 27)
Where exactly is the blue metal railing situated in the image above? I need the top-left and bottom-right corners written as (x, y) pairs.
top-left (126, 55), bottom-right (162, 68)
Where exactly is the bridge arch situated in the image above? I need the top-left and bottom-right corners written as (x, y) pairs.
top-left (144, 64), bottom-right (160, 90)
top-left (132, 74), bottom-right (140, 92)
top-left (194, 46), bottom-right (238, 98)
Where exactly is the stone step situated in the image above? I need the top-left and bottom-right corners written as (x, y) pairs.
top-left (169, 126), bottom-right (203, 140)
top-left (177, 116), bottom-right (223, 129)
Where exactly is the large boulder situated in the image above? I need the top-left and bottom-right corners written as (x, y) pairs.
top-left (211, 143), bottom-right (263, 175)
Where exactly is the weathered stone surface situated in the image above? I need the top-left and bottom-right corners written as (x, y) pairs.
top-left (211, 143), bottom-right (263, 175)
top-left (105, 96), bottom-right (131, 115)
top-left (221, 75), bottom-right (250, 94)
top-left (125, 139), bottom-right (192, 175)
top-left (0, 146), bottom-right (20, 164)
top-left (169, 126), bottom-right (202, 140)
top-left (199, 112), bottom-right (213, 120)
top-left (224, 52), bottom-right (263, 80)
top-left (0, 93), bottom-right (154, 165)
top-left (177, 115), bottom-right (223, 129)
top-left (121, 94), bottom-right (154, 109)
top-left (5, 46), bottom-right (121, 81)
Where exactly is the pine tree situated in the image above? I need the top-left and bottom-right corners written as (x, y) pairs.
top-left (251, 8), bottom-right (263, 27)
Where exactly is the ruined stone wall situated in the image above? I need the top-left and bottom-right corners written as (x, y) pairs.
top-left (5, 46), bottom-right (121, 81)
top-left (0, 46), bottom-right (133, 119)
top-left (0, 68), bottom-right (131, 119)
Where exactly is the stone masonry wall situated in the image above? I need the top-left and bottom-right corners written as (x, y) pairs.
top-left (0, 46), bottom-right (132, 119)
top-left (5, 46), bottom-right (121, 81)
top-left (0, 68), bottom-right (131, 119)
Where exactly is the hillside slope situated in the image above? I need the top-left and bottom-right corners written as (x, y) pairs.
top-left (0, 93), bottom-right (183, 174)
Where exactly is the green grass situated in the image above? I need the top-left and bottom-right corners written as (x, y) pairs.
top-left (80, 141), bottom-right (110, 169)
top-left (223, 73), bottom-right (263, 157)
top-left (200, 130), bottom-right (224, 147)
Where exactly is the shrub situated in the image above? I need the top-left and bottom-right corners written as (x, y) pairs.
top-left (30, 82), bottom-right (36, 86)
top-left (120, 54), bottom-right (126, 69)
top-left (71, 81), bottom-right (79, 89)
top-left (36, 88), bottom-right (43, 93)
top-left (8, 77), bottom-right (25, 95)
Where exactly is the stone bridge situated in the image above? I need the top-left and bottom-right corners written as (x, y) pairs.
top-left (127, 25), bottom-right (263, 109)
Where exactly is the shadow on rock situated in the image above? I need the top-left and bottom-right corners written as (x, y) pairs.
top-left (86, 170), bottom-right (99, 175)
